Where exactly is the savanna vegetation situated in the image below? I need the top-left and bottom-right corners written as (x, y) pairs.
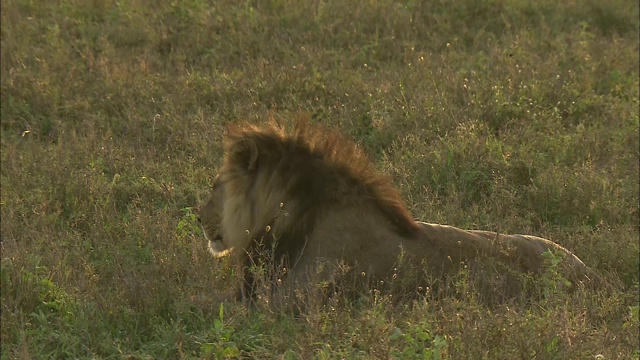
top-left (1, 0), bottom-right (638, 358)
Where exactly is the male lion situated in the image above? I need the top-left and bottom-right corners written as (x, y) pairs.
top-left (199, 121), bottom-right (594, 301)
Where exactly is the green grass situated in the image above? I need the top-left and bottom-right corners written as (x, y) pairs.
top-left (1, 0), bottom-right (638, 358)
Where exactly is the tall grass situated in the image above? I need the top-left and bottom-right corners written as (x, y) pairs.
top-left (1, 0), bottom-right (638, 358)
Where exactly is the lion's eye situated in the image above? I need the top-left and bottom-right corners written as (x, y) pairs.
top-left (196, 216), bottom-right (202, 224)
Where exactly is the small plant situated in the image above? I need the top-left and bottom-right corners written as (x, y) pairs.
top-left (200, 303), bottom-right (240, 359)
top-left (389, 322), bottom-right (448, 360)
top-left (177, 207), bottom-right (203, 239)
top-left (540, 249), bottom-right (572, 301)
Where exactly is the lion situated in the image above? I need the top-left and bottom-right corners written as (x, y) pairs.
top-left (199, 120), bottom-right (595, 302)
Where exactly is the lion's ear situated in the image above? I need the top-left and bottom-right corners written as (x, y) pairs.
top-left (230, 139), bottom-right (259, 171)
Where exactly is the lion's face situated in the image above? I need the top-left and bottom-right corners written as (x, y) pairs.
top-left (199, 176), bottom-right (231, 257)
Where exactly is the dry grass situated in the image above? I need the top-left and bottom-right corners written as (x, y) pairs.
top-left (1, 0), bottom-right (638, 358)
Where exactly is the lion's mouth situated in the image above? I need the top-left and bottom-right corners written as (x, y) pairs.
top-left (207, 235), bottom-right (231, 258)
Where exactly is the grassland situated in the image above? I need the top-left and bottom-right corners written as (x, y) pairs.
top-left (1, 0), bottom-right (638, 358)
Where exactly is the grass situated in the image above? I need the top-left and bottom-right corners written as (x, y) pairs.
top-left (1, 0), bottom-right (638, 358)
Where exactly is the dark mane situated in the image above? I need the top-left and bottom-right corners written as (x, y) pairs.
top-left (224, 120), bottom-right (420, 238)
